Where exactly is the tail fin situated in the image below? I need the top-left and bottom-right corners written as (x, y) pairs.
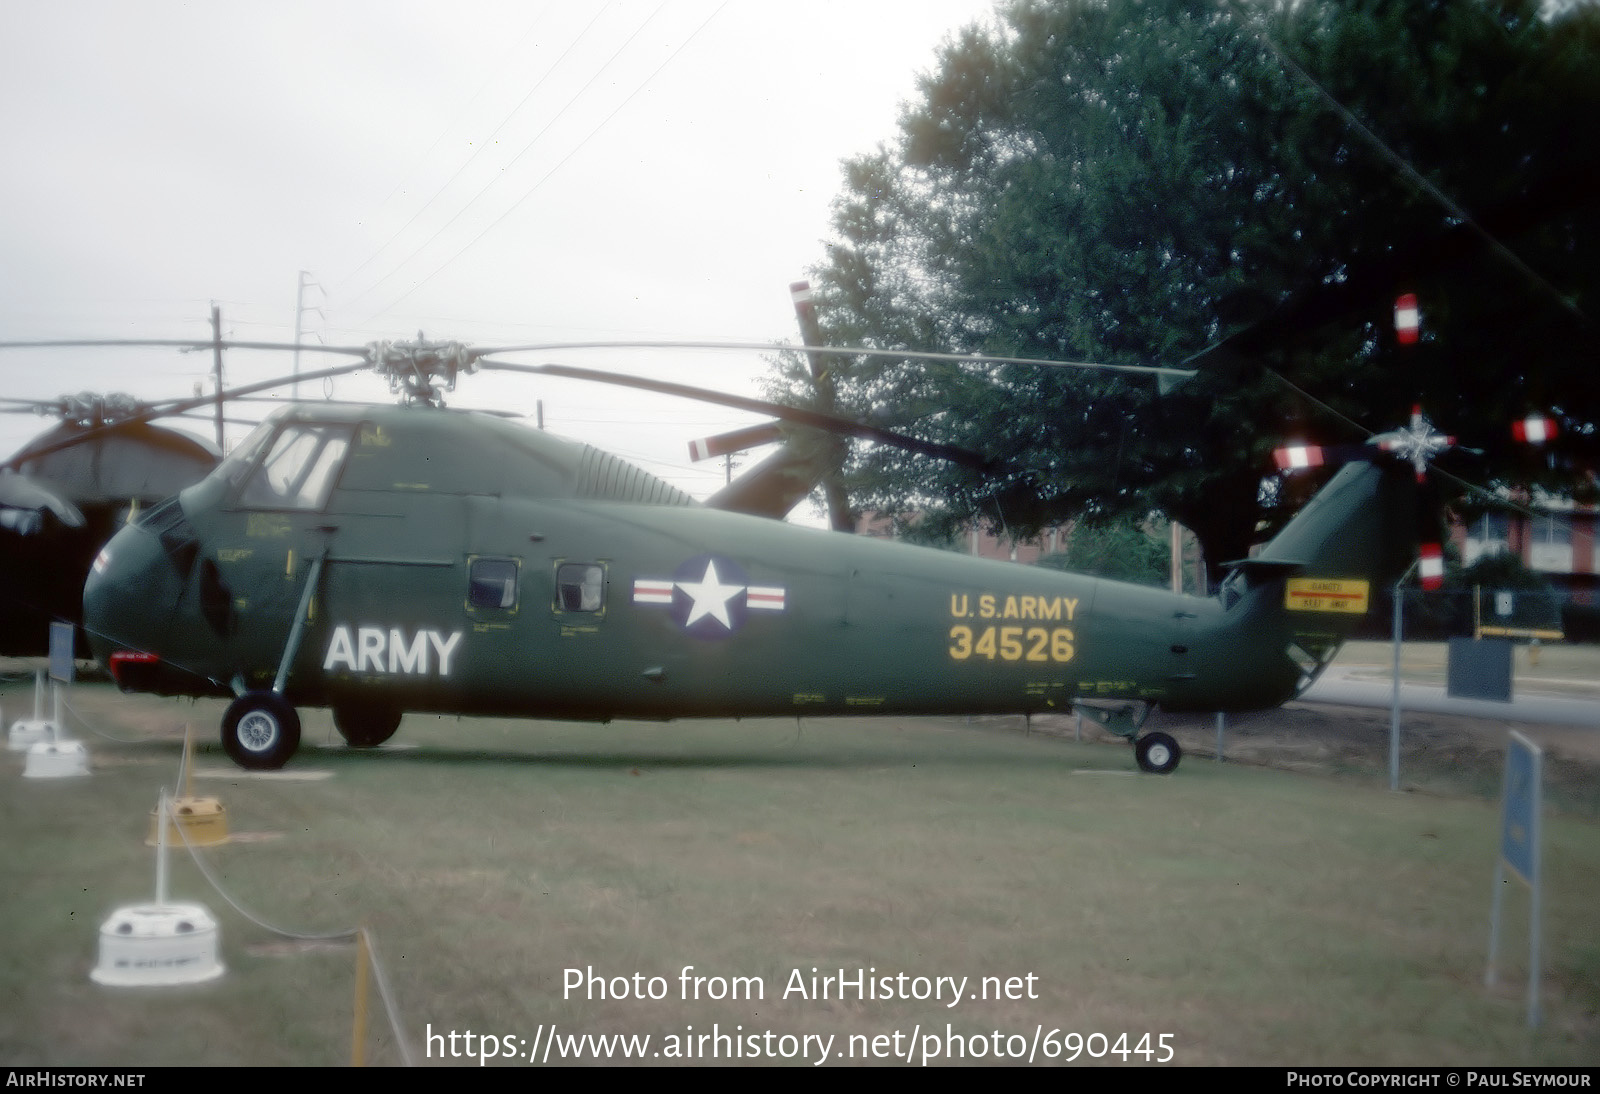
top-left (1252, 460), bottom-right (1417, 588)
top-left (1211, 461), bottom-right (1419, 702)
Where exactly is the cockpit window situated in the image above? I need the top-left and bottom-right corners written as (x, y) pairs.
top-left (219, 421), bottom-right (277, 488)
top-left (238, 425), bottom-right (353, 510)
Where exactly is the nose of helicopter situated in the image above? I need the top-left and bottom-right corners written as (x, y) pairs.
top-left (81, 513), bottom-right (184, 681)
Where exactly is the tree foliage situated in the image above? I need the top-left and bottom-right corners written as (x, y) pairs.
top-left (777, 0), bottom-right (1600, 583)
top-left (1036, 515), bottom-right (1172, 586)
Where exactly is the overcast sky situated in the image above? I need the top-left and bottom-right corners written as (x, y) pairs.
top-left (0, 0), bottom-right (999, 506)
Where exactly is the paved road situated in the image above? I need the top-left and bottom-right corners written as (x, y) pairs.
top-left (1301, 666), bottom-right (1600, 728)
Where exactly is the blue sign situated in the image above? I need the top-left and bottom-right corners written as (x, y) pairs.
top-left (48, 622), bottom-right (75, 684)
top-left (1500, 732), bottom-right (1541, 886)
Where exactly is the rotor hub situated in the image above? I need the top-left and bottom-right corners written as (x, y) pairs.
top-left (50, 391), bottom-right (143, 427)
top-left (1374, 407), bottom-right (1454, 478)
top-left (364, 337), bottom-right (479, 406)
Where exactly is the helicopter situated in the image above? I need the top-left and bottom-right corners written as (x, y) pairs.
top-left (61, 326), bottom-right (1431, 776)
top-left (0, 393), bottom-right (225, 656)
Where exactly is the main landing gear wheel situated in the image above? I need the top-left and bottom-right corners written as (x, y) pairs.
top-left (333, 705), bottom-right (402, 748)
top-left (1135, 731), bottom-right (1181, 775)
top-left (221, 691), bottom-right (301, 770)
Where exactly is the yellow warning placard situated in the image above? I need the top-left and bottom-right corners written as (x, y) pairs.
top-left (1286, 578), bottom-right (1371, 614)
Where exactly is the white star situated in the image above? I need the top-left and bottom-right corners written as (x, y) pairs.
top-left (676, 560), bottom-right (745, 629)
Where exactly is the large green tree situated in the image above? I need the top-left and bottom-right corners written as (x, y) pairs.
top-left (777, 0), bottom-right (1600, 582)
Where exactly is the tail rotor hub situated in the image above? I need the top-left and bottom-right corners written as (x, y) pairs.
top-left (1373, 407), bottom-right (1455, 480)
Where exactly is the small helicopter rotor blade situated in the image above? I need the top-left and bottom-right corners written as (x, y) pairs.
top-left (0, 337), bottom-right (371, 358)
top-left (1512, 415), bottom-right (1559, 445)
top-left (0, 470), bottom-right (86, 528)
top-left (3, 361), bottom-right (373, 470)
top-left (1272, 442), bottom-right (1378, 472)
top-left (688, 421), bottom-right (785, 462)
top-left (1414, 464), bottom-right (1449, 591)
top-left (475, 358), bottom-right (995, 471)
top-left (1273, 444), bottom-right (1327, 472)
top-left (1417, 541), bottom-right (1446, 591)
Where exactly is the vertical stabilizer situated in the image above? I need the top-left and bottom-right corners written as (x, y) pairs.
top-left (1253, 460), bottom-right (1417, 588)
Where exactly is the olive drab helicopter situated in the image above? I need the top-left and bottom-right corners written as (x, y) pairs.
top-left (33, 301), bottom-right (1441, 777)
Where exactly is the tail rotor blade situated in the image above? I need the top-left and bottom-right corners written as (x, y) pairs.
top-left (1512, 415), bottom-right (1558, 445)
top-left (1414, 468), bottom-right (1448, 591)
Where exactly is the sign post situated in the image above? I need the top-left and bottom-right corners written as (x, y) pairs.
top-left (1486, 730), bottom-right (1543, 1028)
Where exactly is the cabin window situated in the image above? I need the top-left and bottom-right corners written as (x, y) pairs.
top-left (238, 424), bottom-right (352, 510)
top-left (556, 563), bottom-right (605, 613)
top-left (468, 557), bottom-right (520, 611)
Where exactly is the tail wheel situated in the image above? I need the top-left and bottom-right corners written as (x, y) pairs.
top-left (221, 691), bottom-right (301, 770)
top-left (333, 705), bottom-right (402, 748)
top-left (1135, 731), bottom-right (1181, 775)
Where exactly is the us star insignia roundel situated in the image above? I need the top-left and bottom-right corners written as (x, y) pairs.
top-left (631, 554), bottom-right (786, 640)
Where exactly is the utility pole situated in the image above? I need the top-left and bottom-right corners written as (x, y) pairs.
top-left (210, 304), bottom-right (224, 449)
top-left (293, 270), bottom-right (324, 400)
top-left (1170, 520), bottom-right (1183, 593)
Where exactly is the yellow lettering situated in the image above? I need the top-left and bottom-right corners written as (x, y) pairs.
top-left (952, 625), bottom-right (1078, 664)
top-left (1038, 598), bottom-right (1061, 621)
top-left (1062, 598), bottom-right (1078, 622)
top-left (1026, 628), bottom-right (1049, 661)
top-left (1001, 596), bottom-right (1019, 619)
top-left (999, 627), bottom-right (1023, 660)
top-left (1021, 597), bottom-right (1037, 620)
top-left (979, 595), bottom-right (995, 619)
top-left (246, 513), bottom-right (290, 538)
top-left (1052, 627), bottom-right (1075, 662)
top-left (974, 627), bottom-right (998, 659)
top-left (948, 625), bottom-right (973, 660)
top-left (950, 593), bottom-right (969, 618)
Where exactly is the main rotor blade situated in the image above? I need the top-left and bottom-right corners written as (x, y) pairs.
top-left (3, 362), bottom-right (372, 469)
top-left (0, 338), bottom-right (370, 357)
top-left (473, 339), bottom-right (1193, 383)
top-left (474, 358), bottom-right (995, 471)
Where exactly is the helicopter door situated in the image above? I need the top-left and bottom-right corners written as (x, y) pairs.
top-left (196, 423), bottom-right (355, 682)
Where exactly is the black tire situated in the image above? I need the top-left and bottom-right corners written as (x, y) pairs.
top-left (221, 691), bottom-right (301, 770)
top-left (333, 705), bottom-right (402, 748)
top-left (1135, 731), bottom-right (1181, 775)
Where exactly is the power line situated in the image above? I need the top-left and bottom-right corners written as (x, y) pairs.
top-left (362, 1), bottom-right (728, 324)
top-left (348, 2), bottom-right (665, 312)
top-left (338, 2), bottom-right (600, 298)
